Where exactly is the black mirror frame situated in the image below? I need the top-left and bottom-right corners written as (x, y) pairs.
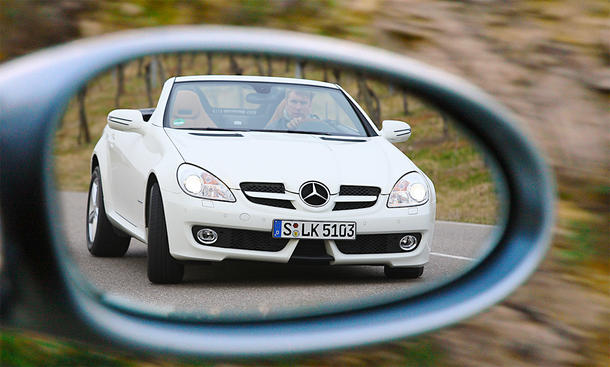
top-left (0, 26), bottom-right (554, 357)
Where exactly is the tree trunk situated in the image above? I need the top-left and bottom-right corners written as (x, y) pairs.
top-left (145, 63), bottom-right (153, 107)
top-left (442, 112), bottom-right (450, 140)
top-left (77, 87), bottom-right (90, 144)
top-left (114, 63), bottom-right (124, 108)
top-left (154, 55), bottom-right (165, 84)
top-left (254, 55), bottom-right (264, 75)
top-left (266, 55), bottom-right (272, 76)
top-left (150, 58), bottom-right (158, 88)
top-left (137, 58), bottom-right (144, 77)
top-left (357, 76), bottom-right (381, 125)
top-left (229, 55), bottom-right (243, 75)
top-left (332, 69), bottom-right (341, 84)
top-left (402, 91), bottom-right (409, 115)
top-left (207, 53), bottom-right (213, 74)
top-left (323, 65), bottom-right (328, 82)
top-left (176, 53), bottom-right (182, 76)
top-left (295, 60), bottom-right (306, 78)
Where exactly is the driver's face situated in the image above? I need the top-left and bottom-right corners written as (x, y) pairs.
top-left (285, 92), bottom-right (311, 119)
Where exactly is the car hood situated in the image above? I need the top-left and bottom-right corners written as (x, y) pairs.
top-left (165, 129), bottom-right (418, 194)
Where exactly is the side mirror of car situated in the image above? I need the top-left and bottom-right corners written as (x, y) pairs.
top-left (381, 120), bottom-right (411, 143)
top-left (0, 26), bottom-right (554, 358)
top-left (107, 109), bottom-right (144, 132)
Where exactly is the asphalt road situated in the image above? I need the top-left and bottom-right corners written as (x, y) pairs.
top-left (58, 191), bottom-right (496, 319)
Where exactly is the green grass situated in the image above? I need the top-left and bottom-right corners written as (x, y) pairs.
top-left (1, 329), bottom-right (444, 367)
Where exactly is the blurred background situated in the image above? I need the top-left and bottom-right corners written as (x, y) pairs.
top-left (1, 1), bottom-right (608, 366)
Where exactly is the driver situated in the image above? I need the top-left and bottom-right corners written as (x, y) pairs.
top-left (266, 89), bottom-right (318, 130)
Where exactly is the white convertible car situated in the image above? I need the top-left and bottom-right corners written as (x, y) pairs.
top-left (87, 75), bottom-right (435, 284)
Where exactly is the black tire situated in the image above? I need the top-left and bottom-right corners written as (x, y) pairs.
top-left (384, 265), bottom-right (424, 279)
top-left (86, 167), bottom-right (130, 257)
top-left (147, 183), bottom-right (184, 284)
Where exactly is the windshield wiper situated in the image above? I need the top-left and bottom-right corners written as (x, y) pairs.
top-left (248, 129), bottom-right (332, 136)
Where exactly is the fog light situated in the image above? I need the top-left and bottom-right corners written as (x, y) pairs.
top-left (399, 235), bottom-right (418, 251)
top-left (196, 228), bottom-right (218, 244)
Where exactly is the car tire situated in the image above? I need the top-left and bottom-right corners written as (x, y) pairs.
top-left (147, 183), bottom-right (184, 284)
top-left (86, 167), bottom-right (130, 257)
top-left (384, 265), bottom-right (424, 279)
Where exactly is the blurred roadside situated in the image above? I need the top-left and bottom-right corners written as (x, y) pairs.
top-left (1, 1), bottom-right (608, 366)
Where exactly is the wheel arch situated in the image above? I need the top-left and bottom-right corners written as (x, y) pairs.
top-left (144, 173), bottom-right (159, 229)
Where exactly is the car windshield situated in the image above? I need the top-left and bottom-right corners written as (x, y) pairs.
top-left (164, 81), bottom-right (372, 137)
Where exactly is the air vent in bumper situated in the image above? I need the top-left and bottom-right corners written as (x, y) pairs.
top-left (334, 233), bottom-right (422, 254)
top-left (191, 226), bottom-right (288, 252)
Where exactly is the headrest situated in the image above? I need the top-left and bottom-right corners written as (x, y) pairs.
top-left (173, 90), bottom-right (202, 119)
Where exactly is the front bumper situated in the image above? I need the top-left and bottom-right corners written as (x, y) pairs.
top-left (161, 189), bottom-right (434, 267)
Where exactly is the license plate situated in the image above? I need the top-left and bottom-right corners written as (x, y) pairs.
top-left (272, 220), bottom-right (356, 240)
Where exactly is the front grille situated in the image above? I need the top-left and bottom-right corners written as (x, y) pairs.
top-left (240, 182), bottom-right (296, 209)
top-left (333, 185), bottom-right (381, 211)
top-left (192, 226), bottom-right (288, 252)
top-left (240, 182), bottom-right (285, 193)
top-left (333, 201), bottom-right (377, 211)
top-left (334, 233), bottom-right (422, 254)
top-left (339, 185), bottom-right (381, 196)
top-left (244, 196), bottom-right (295, 209)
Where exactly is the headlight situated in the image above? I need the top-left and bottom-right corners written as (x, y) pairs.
top-left (387, 171), bottom-right (429, 207)
top-left (177, 164), bottom-right (236, 202)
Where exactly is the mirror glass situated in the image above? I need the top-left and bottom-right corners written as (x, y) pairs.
top-left (55, 52), bottom-right (503, 319)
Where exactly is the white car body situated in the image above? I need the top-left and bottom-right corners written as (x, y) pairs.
top-left (90, 75), bottom-right (435, 277)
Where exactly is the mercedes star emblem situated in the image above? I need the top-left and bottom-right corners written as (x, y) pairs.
top-left (299, 181), bottom-right (330, 207)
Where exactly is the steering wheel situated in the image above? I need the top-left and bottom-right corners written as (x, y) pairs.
top-left (295, 118), bottom-right (337, 134)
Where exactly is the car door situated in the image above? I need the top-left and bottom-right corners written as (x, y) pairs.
top-left (107, 123), bottom-right (148, 229)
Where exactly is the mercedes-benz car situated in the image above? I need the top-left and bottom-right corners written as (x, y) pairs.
top-left (86, 75), bottom-right (436, 284)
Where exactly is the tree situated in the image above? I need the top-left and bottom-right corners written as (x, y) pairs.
top-left (114, 63), bottom-right (124, 108)
top-left (77, 86), bottom-right (90, 144)
top-left (357, 76), bottom-right (381, 125)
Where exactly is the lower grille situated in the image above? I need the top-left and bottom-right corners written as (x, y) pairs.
top-left (334, 233), bottom-right (422, 254)
top-left (290, 239), bottom-right (334, 263)
top-left (192, 226), bottom-right (288, 252)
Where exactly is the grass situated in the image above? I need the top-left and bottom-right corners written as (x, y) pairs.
top-left (54, 53), bottom-right (499, 224)
top-left (1, 329), bottom-right (444, 367)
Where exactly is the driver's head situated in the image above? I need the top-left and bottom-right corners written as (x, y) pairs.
top-left (284, 89), bottom-right (313, 119)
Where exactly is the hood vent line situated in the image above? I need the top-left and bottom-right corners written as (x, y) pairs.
top-left (188, 132), bottom-right (244, 137)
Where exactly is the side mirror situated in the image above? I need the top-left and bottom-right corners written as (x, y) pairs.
top-left (381, 120), bottom-right (411, 143)
top-left (0, 26), bottom-right (554, 357)
top-left (107, 109), bottom-right (144, 132)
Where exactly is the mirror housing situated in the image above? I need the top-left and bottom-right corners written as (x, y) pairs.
top-left (381, 120), bottom-right (411, 143)
top-left (0, 26), bottom-right (554, 357)
top-left (107, 109), bottom-right (144, 132)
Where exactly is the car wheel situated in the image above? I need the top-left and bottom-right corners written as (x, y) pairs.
top-left (384, 265), bottom-right (424, 279)
top-left (147, 183), bottom-right (184, 284)
top-left (86, 167), bottom-right (130, 257)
